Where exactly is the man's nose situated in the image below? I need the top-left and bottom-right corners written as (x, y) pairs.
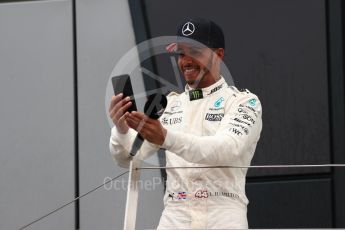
top-left (180, 54), bottom-right (194, 63)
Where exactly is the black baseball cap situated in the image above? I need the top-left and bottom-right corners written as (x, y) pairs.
top-left (166, 18), bottom-right (225, 53)
top-left (177, 18), bottom-right (225, 49)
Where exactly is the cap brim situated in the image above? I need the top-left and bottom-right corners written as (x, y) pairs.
top-left (166, 39), bottom-right (208, 53)
top-left (165, 42), bottom-right (177, 53)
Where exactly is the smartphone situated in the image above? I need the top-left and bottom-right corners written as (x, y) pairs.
top-left (111, 74), bottom-right (137, 112)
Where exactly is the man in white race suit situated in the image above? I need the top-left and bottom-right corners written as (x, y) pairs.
top-left (109, 18), bottom-right (263, 229)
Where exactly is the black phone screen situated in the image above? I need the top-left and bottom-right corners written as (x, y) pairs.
top-left (111, 74), bottom-right (137, 112)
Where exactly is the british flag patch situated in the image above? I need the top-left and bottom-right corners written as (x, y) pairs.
top-left (178, 192), bottom-right (187, 200)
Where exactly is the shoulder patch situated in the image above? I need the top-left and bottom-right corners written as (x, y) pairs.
top-left (229, 86), bottom-right (252, 95)
top-left (229, 86), bottom-right (239, 93)
top-left (239, 88), bottom-right (250, 94)
top-left (248, 98), bottom-right (257, 107)
top-left (166, 91), bottom-right (179, 97)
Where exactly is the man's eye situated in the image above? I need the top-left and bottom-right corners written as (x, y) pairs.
top-left (174, 51), bottom-right (185, 57)
top-left (190, 50), bottom-right (202, 56)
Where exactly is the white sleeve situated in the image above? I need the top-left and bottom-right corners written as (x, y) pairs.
top-left (109, 127), bottom-right (160, 168)
top-left (161, 93), bottom-right (262, 165)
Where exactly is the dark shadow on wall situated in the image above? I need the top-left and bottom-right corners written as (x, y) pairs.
top-left (128, 0), bottom-right (345, 227)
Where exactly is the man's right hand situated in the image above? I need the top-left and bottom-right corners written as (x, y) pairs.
top-left (109, 93), bottom-right (132, 134)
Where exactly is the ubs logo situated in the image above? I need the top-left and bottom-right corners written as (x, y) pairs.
top-left (162, 117), bottom-right (182, 125)
top-left (162, 117), bottom-right (169, 125)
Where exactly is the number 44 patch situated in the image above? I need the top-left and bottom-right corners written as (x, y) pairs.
top-left (195, 190), bottom-right (209, 198)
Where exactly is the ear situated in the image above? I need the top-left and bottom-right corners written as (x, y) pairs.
top-left (215, 48), bottom-right (225, 59)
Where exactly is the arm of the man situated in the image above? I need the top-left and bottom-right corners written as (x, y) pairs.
top-left (109, 126), bottom-right (135, 168)
top-left (109, 127), bottom-right (160, 168)
top-left (108, 93), bottom-right (159, 168)
top-left (162, 94), bottom-right (262, 165)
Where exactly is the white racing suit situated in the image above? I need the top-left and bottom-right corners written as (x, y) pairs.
top-left (110, 77), bottom-right (262, 229)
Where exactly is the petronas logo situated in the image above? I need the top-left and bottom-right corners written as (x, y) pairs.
top-left (214, 97), bottom-right (225, 108)
top-left (248, 98), bottom-right (256, 107)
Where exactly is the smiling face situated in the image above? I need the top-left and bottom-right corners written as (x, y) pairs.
top-left (176, 43), bottom-right (224, 88)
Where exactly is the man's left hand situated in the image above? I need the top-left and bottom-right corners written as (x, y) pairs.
top-left (125, 111), bottom-right (167, 145)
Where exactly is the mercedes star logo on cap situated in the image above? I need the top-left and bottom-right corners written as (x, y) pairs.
top-left (182, 22), bottom-right (195, 36)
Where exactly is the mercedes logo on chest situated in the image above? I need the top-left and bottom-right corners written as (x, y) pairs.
top-left (182, 22), bottom-right (195, 36)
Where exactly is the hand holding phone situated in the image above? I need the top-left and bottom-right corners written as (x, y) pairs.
top-left (109, 74), bottom-right (137, 133)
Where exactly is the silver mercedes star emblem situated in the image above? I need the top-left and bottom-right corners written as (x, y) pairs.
top-left (182, 22), bottom-right (195, 36)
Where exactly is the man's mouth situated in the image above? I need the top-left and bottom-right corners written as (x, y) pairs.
top-left (183, 65), bottom-right (201, 77)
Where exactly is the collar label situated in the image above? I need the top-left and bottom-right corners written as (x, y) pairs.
top-left (189, 89), bottom-right (203, 101)
top-left (208, 83), bottom-right (223, 95)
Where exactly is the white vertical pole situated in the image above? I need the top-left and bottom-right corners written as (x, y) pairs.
top-left (123, 158), bottom-right (141, 230)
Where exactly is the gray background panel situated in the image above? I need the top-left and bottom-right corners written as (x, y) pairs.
top-left (76, 0), bottom-right (164, 229)
top-left (0, 1), bottom-right (75, 229)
